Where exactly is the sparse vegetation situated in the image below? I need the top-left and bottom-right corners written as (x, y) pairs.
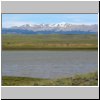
top-left (2, 71), bottom-right (98, 86)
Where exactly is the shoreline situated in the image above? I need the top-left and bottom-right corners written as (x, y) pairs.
top-left (2, 48), bottom-right (98, 51)
top-left (2, 71), bottom-right (98, 86)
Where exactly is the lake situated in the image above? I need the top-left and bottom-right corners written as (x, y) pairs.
top-left (1, 51), bottom-right (98, 79)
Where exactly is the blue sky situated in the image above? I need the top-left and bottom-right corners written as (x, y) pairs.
top-left (2, 14), bottom-right (98, 28)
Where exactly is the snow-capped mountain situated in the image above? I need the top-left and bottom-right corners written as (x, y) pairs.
top-left (2, 23), bottom-right (98, 34)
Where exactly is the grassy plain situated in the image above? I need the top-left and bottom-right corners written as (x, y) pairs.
top-left (2, 71), bottom-right (98, 86)
top-left (2, 34), bottom-right (98, 50)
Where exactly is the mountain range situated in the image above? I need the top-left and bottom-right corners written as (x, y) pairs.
top-left (2, 23), bottom-right (98, 34)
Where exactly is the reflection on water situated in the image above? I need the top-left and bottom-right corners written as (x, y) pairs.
top-left (2, 51), bottom-right (98, 79)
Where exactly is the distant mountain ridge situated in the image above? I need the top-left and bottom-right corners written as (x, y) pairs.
top-left (2, 23), bottom-right (98, 34)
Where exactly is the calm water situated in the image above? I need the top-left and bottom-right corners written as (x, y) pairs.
top-left (2, 51), bottom-right (98, 79)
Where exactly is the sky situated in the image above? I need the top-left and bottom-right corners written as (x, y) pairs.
top-left (2, 14), bottom-right (98, 28)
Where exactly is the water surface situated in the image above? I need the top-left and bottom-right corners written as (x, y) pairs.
top-left (2, 51), bottom-right (98, 79)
